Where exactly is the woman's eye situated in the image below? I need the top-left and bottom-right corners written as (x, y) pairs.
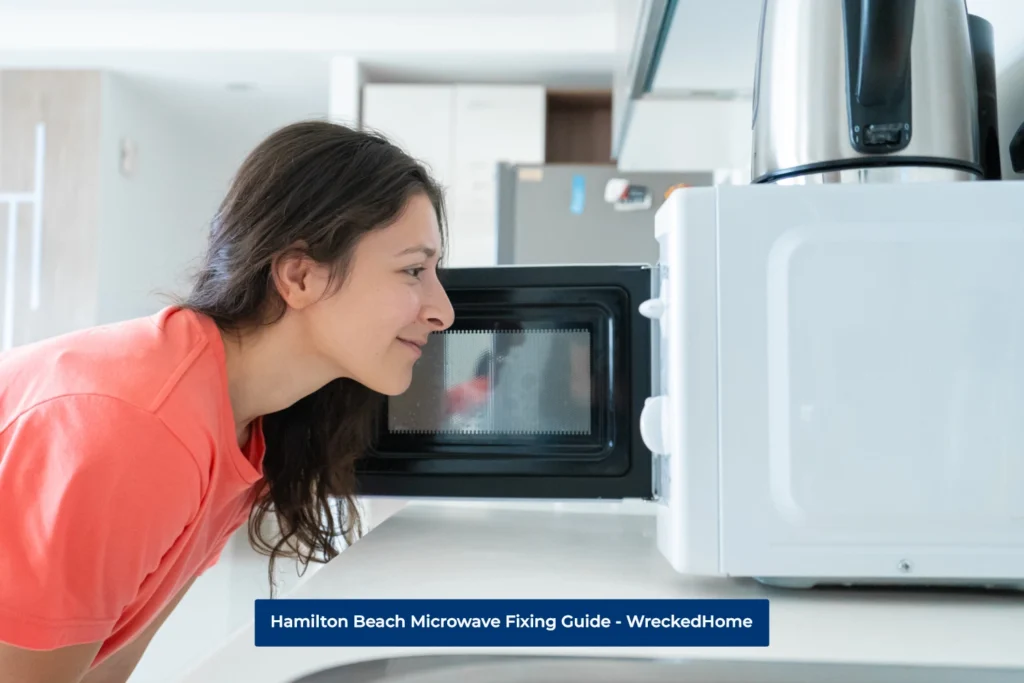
top-left (404, 267), bottom-right (425, 278)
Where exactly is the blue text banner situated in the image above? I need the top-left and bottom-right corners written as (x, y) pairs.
top-left (254, 598), bottom-right (769, 647)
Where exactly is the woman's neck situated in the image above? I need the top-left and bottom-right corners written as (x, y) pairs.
top-left (219, 316), bottom-right (339, 446)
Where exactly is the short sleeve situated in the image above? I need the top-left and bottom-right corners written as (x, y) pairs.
top-left (0, 395), bottom-right (202, 650)
top-left (196, 540), bottom-right (228, 577)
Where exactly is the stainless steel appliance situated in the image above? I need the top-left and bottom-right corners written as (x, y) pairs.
top-left (750, 0), bottom-right (983, 184)
top-left (494, 163), bottom-right (710, 266)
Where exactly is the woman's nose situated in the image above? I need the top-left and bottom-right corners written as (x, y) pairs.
top-left (423, 282), bottom-right (455, 330)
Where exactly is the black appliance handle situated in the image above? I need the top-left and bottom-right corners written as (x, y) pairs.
top-left (1010, 121), bottom-right (1024, 173)
top-left (855, 0), bottom-right (916, 106)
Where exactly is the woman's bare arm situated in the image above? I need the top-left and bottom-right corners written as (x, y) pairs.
top-left (0, 641), bottom-right (101, 683)
top-left (79, 576), bottom-right (198, 683)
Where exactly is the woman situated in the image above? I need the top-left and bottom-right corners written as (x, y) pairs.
top-left (0, 120), bottom-right (454, 683)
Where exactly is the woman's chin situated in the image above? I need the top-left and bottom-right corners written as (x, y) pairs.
top-left (363, 370), bottom-right (415, 397)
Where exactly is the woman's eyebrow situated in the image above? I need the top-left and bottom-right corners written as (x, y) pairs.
top-left (395, 245), bottom-right (437, 258)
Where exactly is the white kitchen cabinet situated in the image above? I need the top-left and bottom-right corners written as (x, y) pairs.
top-left (450, 85), bottom-right (546, 216)
top-left (448, 85), bottom-right (545, 266)
top-left (361, 83), bottom-right (546, 267)
top-left (361, 84), bottom-right (456, 188)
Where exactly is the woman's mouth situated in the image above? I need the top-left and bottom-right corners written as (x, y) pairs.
top-left (398, 338), bottom-right (424, 357)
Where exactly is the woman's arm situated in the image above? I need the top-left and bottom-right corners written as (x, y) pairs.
top-left (78, 577), bottom-right (198, 683)
top-left (0, 641), bottom-right (101, 683)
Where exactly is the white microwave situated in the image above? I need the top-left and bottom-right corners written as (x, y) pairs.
top-left (356, 180), bottom-right (1024, 589)
top-left (649, 180), bottom-right (1024, 589)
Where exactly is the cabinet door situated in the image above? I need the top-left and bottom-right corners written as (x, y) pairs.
top-left (361, 84), bottom-right (455, 188)
top-left (447, 86), bottom-right (546, 267)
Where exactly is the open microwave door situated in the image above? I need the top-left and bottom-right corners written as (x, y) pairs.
top-left (354, 264), bottom-right (654, 500)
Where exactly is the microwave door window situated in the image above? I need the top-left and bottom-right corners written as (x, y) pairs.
top-left (389, 329), bottom-right (592, 438)
top-left (358, 264), bottom-right (653, 498)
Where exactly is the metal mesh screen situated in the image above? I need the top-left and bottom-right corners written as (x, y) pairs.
top-left (388, 329), bottom-right (592, 435)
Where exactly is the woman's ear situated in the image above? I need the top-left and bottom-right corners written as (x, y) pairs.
top-left (271, 244), bottom-right (329, 310)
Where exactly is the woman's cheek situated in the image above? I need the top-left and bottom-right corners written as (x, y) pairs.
top-left (400, 288), bottom-right (424, 323)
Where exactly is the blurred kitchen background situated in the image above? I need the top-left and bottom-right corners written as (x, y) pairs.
top-left (2, 0), bottom-right (1024, 681)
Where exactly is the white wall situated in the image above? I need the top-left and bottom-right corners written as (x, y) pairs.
top-left (96, 73), bottom-right (331, 323)
top-left (328, 56), bottom-right (363, 128)
top-left (96, 74), bottom-right (224, 323)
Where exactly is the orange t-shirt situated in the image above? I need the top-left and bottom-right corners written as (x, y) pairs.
top-left (0, 306), bottom-right (266, 668)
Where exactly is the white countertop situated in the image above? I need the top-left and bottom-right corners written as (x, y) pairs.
top-left (179, 503), bottom-right (1024, 683)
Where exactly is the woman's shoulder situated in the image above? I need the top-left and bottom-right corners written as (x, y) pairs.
top-left (2, 392), bottom-right (204, 484)
top-left (0, 394), bottom-right (207, 649)
top-left (0, 306), bottom-right (226, 450)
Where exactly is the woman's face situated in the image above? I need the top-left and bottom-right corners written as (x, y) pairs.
top-left (300, 193), bottom-right (454, 395)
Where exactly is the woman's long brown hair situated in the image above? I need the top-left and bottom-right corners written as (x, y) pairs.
top-left (180, 120), bottom-right (445, 593)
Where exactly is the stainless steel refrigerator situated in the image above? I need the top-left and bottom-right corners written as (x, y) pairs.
top-left (495, 163), bottom-right (712, 265)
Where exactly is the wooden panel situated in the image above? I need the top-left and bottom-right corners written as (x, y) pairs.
top-left (0, 70), bottom-right (102, 346)
top-left (545, 90), bottom-right (613, 164)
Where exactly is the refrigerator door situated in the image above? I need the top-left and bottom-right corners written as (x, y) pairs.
top-left (496, 164), bottom-right (711, 266)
